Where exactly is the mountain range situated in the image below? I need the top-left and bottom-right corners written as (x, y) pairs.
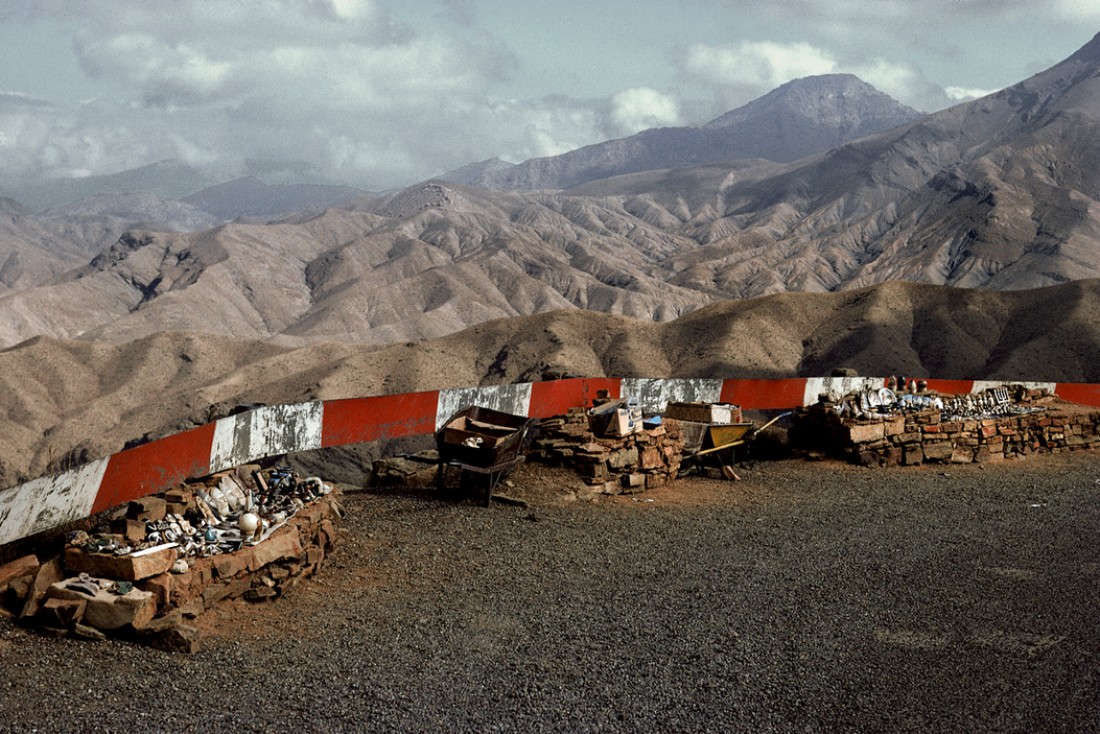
top-left (4, 278), bottom-right (1100, 489)
top-left (5, 34), bottom-right (1100, 483)
top-left (440, 74), bottom-right (922, 190)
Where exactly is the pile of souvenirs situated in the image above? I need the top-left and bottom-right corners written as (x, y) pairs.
top-left (69, 467), bottom-right (333, 561)
top-left (831, 381), bottom-right (1042, 422)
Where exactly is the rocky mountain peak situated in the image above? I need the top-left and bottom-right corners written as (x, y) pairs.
top-left (704, 73), bottom-right (921, 130)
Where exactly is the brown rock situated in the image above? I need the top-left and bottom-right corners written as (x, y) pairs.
top-left (201, 582), bottom-right (234, 608)
top-left (646, 474), bottom-right (669, 489)
top-left (64, 545), bottom-right (179, 582)
top-left (40, 597), bottom-right (86, 628)
top-left (223, 577), bottom-right (253, 600)
top-left (607, 447), bottom-right (640, 470)
top-left (126, 497), bottom-right (167, 522)
top-left (82, 588), bottom-right (157, 631)
top-left (923, 443), bottom-right (954, 462)
top-left (111, 519), bottom-right (150, 544)
top-left (213, 547), bottom-right (252, 579)
top-left (950, 447), bottom-right (975, 464)
top-left (244, 586), bottom-right (278, 601)
top-left (884, 416), bottom-right (906, 437)
top-left (248, 527), bottom-right (303, 572)
top-left (147, 623), bottom-right (202, 654)
top-left (140, 574), bottom-right (173, 608)
top-left (19, 558), bottom-right (64, 620)
top-left (639, 447), bottom-right (662, 470)
top-left (319, 520), bottom-right (337, 549)
top-left (0, 555), bottom-right (39, 592)
top-left (847, 422), bottom-right (885, 445)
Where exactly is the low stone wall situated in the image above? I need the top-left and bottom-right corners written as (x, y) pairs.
top-left (792, 393), bottom-right (1100, 466)
top-left (0, 489), bottom-right (342, 653)
top-left (532, 408), bottom-right (685, 498)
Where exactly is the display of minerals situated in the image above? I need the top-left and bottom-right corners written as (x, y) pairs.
top-left (69, 467), bottom-right (333, 561)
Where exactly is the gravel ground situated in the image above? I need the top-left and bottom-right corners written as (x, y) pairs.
top-left (2, 454), bottom-right (1099, 733)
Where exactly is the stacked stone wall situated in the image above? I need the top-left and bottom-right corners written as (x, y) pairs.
top-left (532, 408), bottom-right (685, 498)
top-left (793, 397), bottom-right (1100, 467)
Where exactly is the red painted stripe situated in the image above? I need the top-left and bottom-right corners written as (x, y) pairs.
top-left (93, 423), bottom-right (216, 514)
top-left (529, 378), bottom-right (622, 418)
top-left (1054, 383), bottom-right (1100, 408)
top-left (720, 378), bottom-right (808, 410)
top-left (321, 391), bottom-right (440, 447)
top-left (923, 379), bottom-right (975, 396)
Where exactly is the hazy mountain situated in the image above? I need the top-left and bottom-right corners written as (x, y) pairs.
top-left (436, 158), bottom-right (516, 186)
top-left (182, 177), bottom-right (366, 222)
top-left (634, 30), bottom-right (1100, 296)
top-left (444, 75), bottom-right (922, 190)
top-left (4, 37), bottom-right (1100, 350)
top-left (2, 160), bottom-right (218, 213)
top-left (39, 192), bottom-right (222, 232)
top-left (0, 198), bottom-right (30, 216)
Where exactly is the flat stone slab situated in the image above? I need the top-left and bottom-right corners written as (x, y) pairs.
top-left (46, 579), bottom-right (156, 631)
top-left (65, 544), bottom-right (178, 582)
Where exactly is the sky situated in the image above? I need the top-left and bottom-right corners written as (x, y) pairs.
top-left (0, 0), bottom-right (1098, 191)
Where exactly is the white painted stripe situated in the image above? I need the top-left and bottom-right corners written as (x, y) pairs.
top-left (209, 402), bottom-right (324, 473)
top-left (436, 383), bottom-right (534, 431)
top-left (803, 376), bottom-right (887, 406)
top-left (621, 378), bottom-right (725, 413)
top-left (0, 458), bottom-right (109, 546)
top-left (971, 380), bottom-right (1057, 394)
top-left (210, 413), bottom-right (248, 475)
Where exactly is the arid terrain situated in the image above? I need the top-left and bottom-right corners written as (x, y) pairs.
top-left (2, 455), bottom-right (1098, 732)
top-left (3, 9), bottom-right (1100, 734)
top-left (5, 278), bottom-right (1100, 490)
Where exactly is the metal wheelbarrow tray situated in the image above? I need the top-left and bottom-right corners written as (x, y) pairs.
top-left (436, 406), bottom-right (535, 504)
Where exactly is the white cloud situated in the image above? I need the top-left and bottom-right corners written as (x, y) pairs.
top-left (682, 41), bottom-right (838, 91)
top-left (944, 86), bottom-right (1001, 102)
top-left (606, 88), bottom-right (682, 136)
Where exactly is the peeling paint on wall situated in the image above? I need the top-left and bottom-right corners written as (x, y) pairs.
top-left (803, 377), bottom-right (886, 406)
top-left (972, 380), bottom-right (1056, 394)
top-left (436, 383), bottom-right (533, 431)
top-left (209, 402), bottom-right (324, 472)
top-left (0, 459), bottom-right (108, 546)
top-left (621, 378), bottom-right (725, 413)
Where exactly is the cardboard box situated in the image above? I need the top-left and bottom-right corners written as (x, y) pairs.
top-left (664, 402), bottom-right (741, 425)
top-left (607, 406), bottom-right (643, 437)
top-left (588, 397), bottom-right (643, 437)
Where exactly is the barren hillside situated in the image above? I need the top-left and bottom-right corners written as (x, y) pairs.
top-left (5, 280), bottom-right (1100, 489)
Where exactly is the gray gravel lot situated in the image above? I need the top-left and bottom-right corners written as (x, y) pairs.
top-left (2, 455), bottom-right (1099, 733)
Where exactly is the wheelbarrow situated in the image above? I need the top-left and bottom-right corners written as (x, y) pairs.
top-left (678, 412), bottom-right (790, 478)
top-left (436, 405), bottom-right (535, 505)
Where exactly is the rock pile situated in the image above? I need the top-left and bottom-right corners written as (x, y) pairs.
top-left (531, 407), bottom-right (685, 498)
top-left (0, 467), bottom-right (342, 653)
top-left (792, 385), bottom-right (1100, 466)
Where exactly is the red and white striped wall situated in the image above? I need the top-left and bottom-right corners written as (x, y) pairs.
top-left (0, 375), bottom-right (1086, 546)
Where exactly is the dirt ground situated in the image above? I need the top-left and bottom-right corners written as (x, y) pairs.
top-left (2, 452), bottom-right (1099, 733)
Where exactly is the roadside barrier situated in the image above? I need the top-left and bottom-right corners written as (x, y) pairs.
top-left (0, 375), bottom-right (1087, 546)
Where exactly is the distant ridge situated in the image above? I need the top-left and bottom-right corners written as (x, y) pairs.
top-left (442, 74), bottom-right (921, 190)
top-left (5, 279), bottom-right (1100, 487)
top-left (183, 177), bottom-right (365, 222)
